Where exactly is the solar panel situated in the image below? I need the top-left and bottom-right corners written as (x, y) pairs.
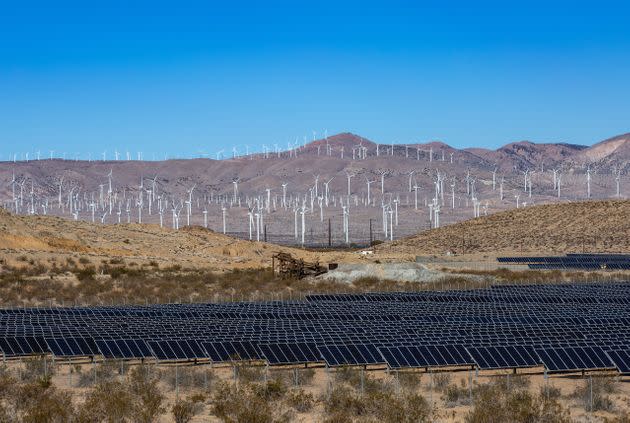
top-left (467, 346), bottom-right (539, 369)
top-left (259, 343), bottom-right (320, 365)
top-left (148, 340), bottom-right (205, 360)
top-left (45, 337), bottom-right (98, 357)
top-left (96, 339), bottom-right (153, 359)
top-left (378, 345), bottom-right (473, 369)
top-left (535, 346), bottom-right (613, 372)
top-left (317, 344), bottom-right (384, 366)
top-left (202, 341), bottom-right (260, 362)
top-left (606, 350), bottom-right (630, 374)
top-left (0, 282), bottom-right (628, 374)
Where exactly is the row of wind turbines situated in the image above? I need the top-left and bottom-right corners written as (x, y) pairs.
top-left (2, 147), bottom-right (626, 247)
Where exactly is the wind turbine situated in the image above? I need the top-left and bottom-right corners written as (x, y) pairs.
top-left (345, 171), bottom-right (355, 197)
top-left (615, 167), bottom-right (622, 198)
top-left (407, 170), bottom-right (416, 192)
top-left (586, 166), bottom-right (592, 198)
top-left (365, 177), bottom-right (376, 206)
top-left (323, 177), bottom-right (333, 206)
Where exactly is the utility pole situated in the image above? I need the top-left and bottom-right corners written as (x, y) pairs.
top-left (369, 219), bottom-right (373, 245)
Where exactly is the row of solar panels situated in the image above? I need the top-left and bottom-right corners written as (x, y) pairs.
top-left (3, 336), bottom-right (630, 374)
top-left (498, 254), bottom-right (630, 263)
top-left (497, 255), bottom-right (630, 270)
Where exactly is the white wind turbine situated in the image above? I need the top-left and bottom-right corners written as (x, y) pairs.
top-left (552, 168), bottom-right (559, 190)
top-left (313, 175), bottom-right (320, 198)
top-left (186, 184), bottom-right (196, 226)
top-left (232, 178), bottom-right (240, 202)
top-left (413, 183), bottom-right (420, 210)
top-left (221, 206), bottom-right (227, 234)
top-left (615, 167), bottom-right (622, 198)
top-left (300, 203), bottom-right (308, 245)
top-left (323, 177), bottom-right (333, 206)
top-left (281, 182), bottom-right (288, 208)
top-left (521, 169), bottom-right (529, 192)
top-left (407, 170), bottom-right (415, 192)
top-left (365, 177), bottom-right (376, 206)
top-left (379, 170), bottom-right (389, 195)
top-left (345, 171), bottom-right (355, 197)
top-left (9, 172), bottom-right (16, 211)
top-left (57, 176), bottom-right (64, 209)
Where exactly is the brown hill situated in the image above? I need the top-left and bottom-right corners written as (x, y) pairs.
top-left (379, 200), bottom-right (630, 256)
top-left (0, 211), bottom-right (355, 270)
top-left (579, 133), bottom-right (630, 165)
top-left (467, 141), bottom-right (587, 172)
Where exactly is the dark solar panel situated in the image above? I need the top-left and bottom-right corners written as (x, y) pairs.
top-left (536, 346), bottom-right (613, 371)
top-left (317, 344), bottom-right (384, 366)
top-left (260, 343), bottom-right (320, 365)
top-left (467, 346), bottom-right (539, 369)
top-left (606, 350), bottom-right (630, 374)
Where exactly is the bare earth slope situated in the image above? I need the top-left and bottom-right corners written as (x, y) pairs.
top-left (380, 200), bottom-right (630, 256)
top-left (0, 208), bottom-right (353, 269)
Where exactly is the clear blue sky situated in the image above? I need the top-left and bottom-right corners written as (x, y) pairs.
top-left (1, 0), bottom-right (629, 158)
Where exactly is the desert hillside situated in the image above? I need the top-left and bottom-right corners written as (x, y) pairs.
top-left (0, 208), bottom-right (354, 270)
top-left (381, 200), bottom-right (630, 256)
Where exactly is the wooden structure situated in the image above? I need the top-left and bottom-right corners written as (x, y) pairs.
top-left (272, 252), bottom-right (327, 279)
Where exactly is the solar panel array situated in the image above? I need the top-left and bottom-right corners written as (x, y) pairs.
top-left (2, 282), bottom-right (630, 374)
top-left (498, 254), bottom-right (630, 270)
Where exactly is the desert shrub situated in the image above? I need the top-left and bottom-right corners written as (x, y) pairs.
top-left (432, 372), bottom-right (451, 392)
top-left (296, 367), bottom-right (315, 386)
top-left (397, 371), bottom-right (422, 391)
top-left (75, 266), bottom-right (96, 281)
top-left (77, 360), bottom-right (118, 387)
top-left (322, 384), bottom-right (368, 416)
top-left (79, 380), bottom-right (136, 422)
top-left (14, 382), bottom-right (74, 423)
top-left (211, 381), bottom-right (292, 423)
top-left (234, 364), bottom-right (264, 384)
top-left (128, 365), bottom-right (165, 423)
top-left (285, 388), bottom-right (314, 412)
top-left (571, 376), bottom-right (618, 412)
top-left (79, 366), bottom-right (164, 423)
top-left (334, 366), bottom-right (361, 385)
top-left (251, 378), bottom-right (288, 401)
top-left (333, 367), bottom-right (391, 394)
top-left (540, 383), bottom-right (562, 401)
top-left (323, 384), bottom-right (433, 423)
top-left (465, 381), bottom-right (571, 423)
top-left (368, 391), bottom-right (433, 423)
top-left (20, 356), bottom-right (55, 384)
top-left (78, 257), bottom-right (91, 265)
top-left (163, 366), bottom-right (213, 391)
top-left (443, 382), bottom-right (472, 407)
top-left (172, 396), bottom-right (204, 423)
top-left (493, 373), bottom-right (531, 391)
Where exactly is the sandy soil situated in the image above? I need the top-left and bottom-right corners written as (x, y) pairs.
top-left (8, 359), bottom-right (630, 422)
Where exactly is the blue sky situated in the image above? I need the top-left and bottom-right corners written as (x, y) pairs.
top-left (1, 1), bottom-right (629, 158)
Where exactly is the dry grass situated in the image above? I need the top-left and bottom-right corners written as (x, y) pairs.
top-left (383, 200), bottom-right (630, 255)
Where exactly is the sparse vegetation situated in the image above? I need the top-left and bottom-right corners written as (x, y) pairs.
top-left (571, 375), bottom-right (619, 412)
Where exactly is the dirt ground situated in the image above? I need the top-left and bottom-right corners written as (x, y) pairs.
top-left (6, 358), bottom-right (630, 422)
